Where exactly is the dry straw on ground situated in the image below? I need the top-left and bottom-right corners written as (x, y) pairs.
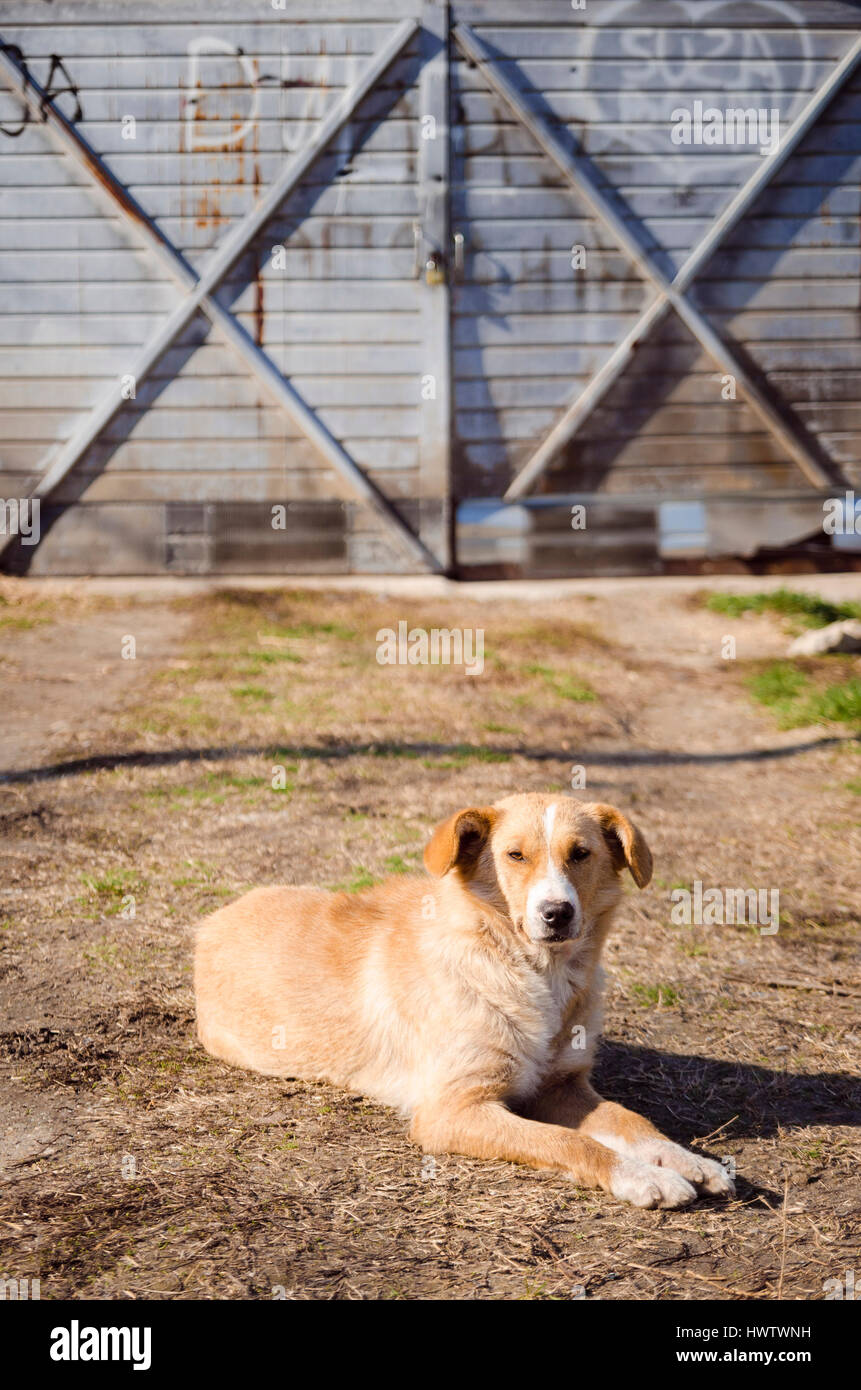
top-left (1, 579), bottom-right (859, 1299)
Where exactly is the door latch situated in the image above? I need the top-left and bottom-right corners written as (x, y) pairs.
top-left (453, 230), bottom-right (464, 280)
top-left (425, 251), bottom-right (446, 286)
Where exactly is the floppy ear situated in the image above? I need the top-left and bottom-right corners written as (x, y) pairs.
top-left (593, 804), bottom-right (653, 888)
top-left (423, 806), bottom-right (497, 878)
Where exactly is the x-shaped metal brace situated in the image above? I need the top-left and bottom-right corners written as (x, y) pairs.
top-left (454, 25), bottom-right (861, 501)
top-left (0, 21), bottom-right (444, 572)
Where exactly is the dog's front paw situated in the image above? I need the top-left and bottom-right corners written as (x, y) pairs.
top-left (631, 1140), bottom-right (735, 1197)
top-left (610, 1156), bottom-right (697, 1209)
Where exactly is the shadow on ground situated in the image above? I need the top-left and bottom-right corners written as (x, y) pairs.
top-left (594, 1040), bottom-right (860, 1141)
top-left (2, 733), bottom-right (859, 784)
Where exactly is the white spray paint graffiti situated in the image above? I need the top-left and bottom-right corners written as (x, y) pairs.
top-left (181, 36), bottom-right (361, 217)
top-left (578, 0), bottom-right (815, 172)
top-left (184, 37), bottom-right (260, 152)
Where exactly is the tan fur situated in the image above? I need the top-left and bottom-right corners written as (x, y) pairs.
top-left (194, 794), bottom-right (735, 1208)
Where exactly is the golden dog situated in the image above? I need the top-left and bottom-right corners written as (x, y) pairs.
top-left (194, 794), bottom-right (735, 1208)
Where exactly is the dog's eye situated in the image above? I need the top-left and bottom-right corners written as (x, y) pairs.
top-left (507, 850), bottom-right (525, 862)
top-left (568, 845), bottom-right (590, 862)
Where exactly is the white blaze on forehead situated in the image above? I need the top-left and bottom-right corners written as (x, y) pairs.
top-left (524, 800), bottom-right (581, 939)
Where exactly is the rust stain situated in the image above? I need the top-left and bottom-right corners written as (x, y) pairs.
top-left (254, 273), bottom-right (265, 347)
top-left (177, 52), bottom-right (261, 237)
top-left (178, 81), bottom-right (187, 224)
top-left (196, 177), bottom-right (226, 229)
top-left (253, 155), bottom-right (264, 346)
top-left (69, 131), bottom-right (164, 244)
top-left (87, 154), bottom-right (149, 231)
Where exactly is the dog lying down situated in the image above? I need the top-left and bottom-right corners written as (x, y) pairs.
top-left (194, 794), bottom-right (735, 1209)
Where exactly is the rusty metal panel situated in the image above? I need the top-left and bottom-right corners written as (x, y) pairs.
top-left (0, 0), bottom-right (441, 575)
top-left (449, 0), bottom-right (861, 569)
top-left (3, 0), bottom-right (861, 577)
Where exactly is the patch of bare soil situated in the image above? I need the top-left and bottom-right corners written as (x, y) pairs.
top-left (0, 579), bottom-right (858, 1300)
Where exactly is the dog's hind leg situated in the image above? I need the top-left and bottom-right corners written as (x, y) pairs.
top-left (196, 1018), bottom-right (286, 1076)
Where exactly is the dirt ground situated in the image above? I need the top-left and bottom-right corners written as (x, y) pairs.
top-left (0, 573), bottom-right (859, 1301)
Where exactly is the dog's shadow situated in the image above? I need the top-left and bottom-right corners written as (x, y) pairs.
top-left (593, 1039), bottom-right (861, 1205)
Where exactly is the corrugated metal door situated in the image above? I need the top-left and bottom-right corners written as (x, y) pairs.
top-left (0, 0), bottom-right (452, 575)
top-left (3, 0), bottom-right (861, 577)
top-left (449, 0), bottom-right (861, 574)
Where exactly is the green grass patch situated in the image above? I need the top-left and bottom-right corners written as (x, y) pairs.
top-left (423, 744), bottom-right (514, 769)
top-left (551, 675), bottom-right (597, 703)
top-left (806, 679), bottom-right (861, 724)
top-left (747, 664), bottom-right (861, 728)
top-left (630, 982), bottom-right (681, 1008)
top-left (247, 649), bottom-right (303, 665)
top-left (77, 868), bottom-right (148, 916)
top-left (382, 854), bottom-right (418, 875)
top-left (143, 771), bottom-right (269, 805)
top-left (747, 663), bottom-right (808, 710)
top-left (232, 685), bottom-right (274, 703)
top-left (83, 938), bottom-right (126, 970)
top-left (522, 663), bottom-right (596, 703)
top-left (677, 935), bottom-right (709, 959)
top-left (705, 587), bottom-right (861, 629)
top-left (260, 620), bottom-right (356, 642)
top-left (170, 859), bottom-right (233, 896)
top-left (329, 866), bottom-right (379, 893)
top-left (0, 613), bottom-right (48, 631)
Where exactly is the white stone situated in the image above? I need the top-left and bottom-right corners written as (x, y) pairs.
top-left (788, 619), bottom-right (861, 657)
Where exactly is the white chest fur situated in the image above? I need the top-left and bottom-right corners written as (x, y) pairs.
top-left (504, 957), bottom-right (603, 1101)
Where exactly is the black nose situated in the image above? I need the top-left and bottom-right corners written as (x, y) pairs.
top-left (539, 900), bottom-right (575, 931)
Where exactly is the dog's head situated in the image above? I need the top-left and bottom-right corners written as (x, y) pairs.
top-left (423, 794), bottom-right (652, 951)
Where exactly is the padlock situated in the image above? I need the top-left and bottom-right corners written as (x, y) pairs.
top-left (425, 252), bottom-right (446, 286)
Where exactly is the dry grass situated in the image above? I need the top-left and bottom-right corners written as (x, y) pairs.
top-left (0, 581), bottom-right (859, 1300)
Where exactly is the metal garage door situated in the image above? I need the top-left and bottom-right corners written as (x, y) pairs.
top-left (0, 0), bottom-right (452, 574)
top-left (2, 0), bottom-right (861, 577)
top-left (449, 0), bottom-right (861, 572)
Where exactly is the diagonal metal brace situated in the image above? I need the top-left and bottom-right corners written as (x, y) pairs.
top-left (453, 23), bottom-right (857, 498)
top-left (504, 32), bottom-right (861, 500)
